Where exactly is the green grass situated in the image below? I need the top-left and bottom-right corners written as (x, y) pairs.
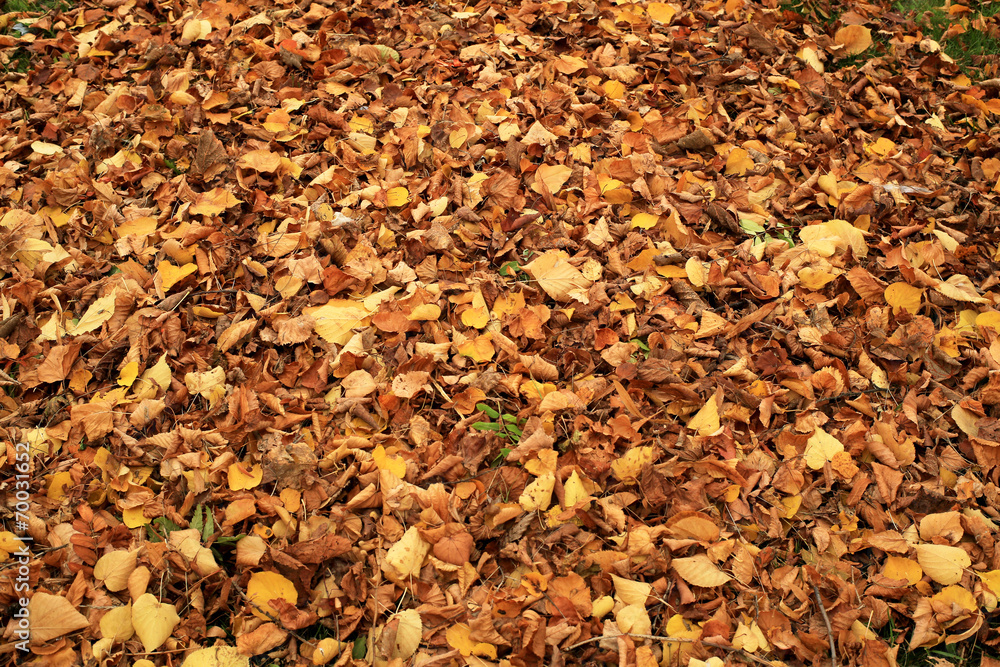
top-left (2, 0), bottom-right (72, 11)
top-left (895, 0), bottom-right (1000, 75)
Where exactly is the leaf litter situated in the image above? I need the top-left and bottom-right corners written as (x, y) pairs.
top-left (2, 0), bottom-right (1000, 666)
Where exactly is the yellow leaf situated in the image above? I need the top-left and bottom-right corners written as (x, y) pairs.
top-left (449, 127), bottom-right (469, 148)
top-left (616, 603), bottom-right (652, 634)
top-left (611, 446), bottom-right (653, 484)
top-left (185, 367), bottom-right (228, 409)
top-left (865, 138), bottom-right (896, 157)
top-left (132, 593), bottom-right (180, 652)
top-left (95, 550), bottom-right (138, 592)
top-left (604, 79), bottom-right (625, 100)
top-left (612, 574), bottom-right (652, 605)
top-left (685, 257), bottom-right (707, 287)
top-left (133, 352), bottom-right (171, 400)
top-left (798, 267), bottom-right (837, 290)
top-left (228, 463), bottom-right (263, 491)
top-left (934, 274), bottom-right (986, 303)
top-left (979, 570), bottom-right (1000, 596)
top-left (914, 543), bottom-right (970, 585)
top-left (31, 140), bottom-right (63, 155)
top-left (304, 300), bottom-right (373, 345)
top-left (311, 639), bottom-right (343, 666)
top-left (158, 261), bottom-right (198, 291)
top-left (519, 473), bottom-right (555, 511)
top-left (237, 150), bottom-right (282, 172)
top-left (190, 188), bottom-right (241, 216)
top-left (671, 554), bottom-right (732, 587)
top-left (799, 219), bottom-right (868, 257)
top-left (523, 250), bottom-right (593, 302)
top-left (372, 445), bottom-right (407, 478)
top-left (835, 25), bottom-right (873, 56)
top-left (118, 361), bottom-right (139, 388)
top-left (725, 147), bottom-right (754, 175)
top-left (100, 603), bottom-right (134, 643)
top-left (28, 593), bottom-right (90, 643)
top-left (123, 506), bottom-right (150, 528)
top-left (68, 289), bottom-right (118, 335)
top-left (385, 609), bottom-right (422, 660)
top-left (932, 585), bottom-right (977, 613)
top-left (47, 471), bottom-right (73, 501)
top-left (882, 556), bottom-right (922, 585)
top-left (531, 164), bottom-right (573, 194)
top-left (662, 614), bottom-right (701, 664)
top-left (382, 527), bottom-right (430, 582)
top-left (246, 572), bottom-right (298, 620)
top-left (563, 470), bottom-right (593, 508)
top-left (804, 428), bottom-right (845, 470)
top-left (180, 646), bottom-right (250, 667)
top-left (592, 595), bottom-right (614, 619)
top-left (647, 2), bottom-right (678, 23)
top-left (733, 621), bottom-right (770, 653)
top-left (181, 19), bottom-right (212, 42)
top-left (885, 282), bottom-right (923, 315)
top-left (386, 186), bottom-right (410, 207)
top-left (407, 304), bottom-right (441, 320)
top-left (631, 212), bottom-right (659, 229)
top-left (687, 396), bottom-right (721, 436)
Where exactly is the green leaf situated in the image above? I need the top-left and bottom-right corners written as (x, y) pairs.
top-left (472, 422), bottom-right (501, 432)
top-left (191, 504), bottom-right (204, 534)
top-left (739, 219), bottom-right (766, 234)
top-left (353, 636), bottom-right (367, 659)
top-left (476, 403), bottom-right (500, 419)
top-left (501, 413), bottom-right (518, 423)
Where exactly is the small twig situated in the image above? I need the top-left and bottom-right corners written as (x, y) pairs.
top-left (565, 633), bottom-right (779, 666)
top-left (231, 577), bottom-right (318, 648)
top-left (813, 584), bottom-right (837, 665)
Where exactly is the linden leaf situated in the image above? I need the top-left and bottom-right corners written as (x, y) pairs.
top-left (671, 554), bottom-right (732, 587)
top-left (382, 527), bottom-right (430, 582)
top-left (386, 187), bottom-right (411, 207)
top-left (180, 646), bottom-right (250, 667)
top-left (914, 543), bottom-right (970, 585)
top-left (132, 593), bottom-right (180, 652)
top-left (835, 25), bottom-right (873, 56)
top-left (523, 250), bottom-right (592, 302)
top-left (882, 556), bottom-right (923, 585)
top-left (804, 428), bottom-right (845, 470)
top-left (885, 282), bottom-right (923, 315)
top-left (531, 164), bottom-right (573, 194)
top-left (94, 550), bottom-right (138, 592)
top-left (28, 592), bottom-right (90, 643)
top-left (246, 572), bottom-right (299, 620)
top-left (100, 603), bottom-right (134, 643)
top-left (519, 473), bottom-right (555, 511)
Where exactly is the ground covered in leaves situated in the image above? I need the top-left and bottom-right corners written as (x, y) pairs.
top-left (3, 0), bottom-right (1000, 665)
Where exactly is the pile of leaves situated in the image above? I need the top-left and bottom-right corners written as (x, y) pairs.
top-left (3, 0), bottom-right (1000, 665)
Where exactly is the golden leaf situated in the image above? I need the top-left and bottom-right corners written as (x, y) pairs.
top-left (884, 282), bottom-right (923, 315)
top-left (246, 572), bottom-right (298, 620)
top-left (671, 554), bottom-right (732, 586)
top-left (914, 543), bottom-right (970, 585)
top-left (803, 428), bottom-right (845, 470)
top-left (835, 25), bottom-right (873, 56)
top-left (132, 593), bottom-right (180, 652)
top-left (523, 250), bottom-right (592, 302)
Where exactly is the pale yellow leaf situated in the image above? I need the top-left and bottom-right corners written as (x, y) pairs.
top-left (913, 543), bottom-right (970, 585)
top-left (132, 593), bottom-right (180, 652)
top-left (671, 554), bottom-right (732, 587)
top-left (523, 250), bottom-right (592, 302)
top-left (246, 572), bottom-right (298, 620)
top-left (803, 428), bottom-right (844, 470)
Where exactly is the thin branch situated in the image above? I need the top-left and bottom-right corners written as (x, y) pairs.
top-left (813, 584), bottom-right (837, 665)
